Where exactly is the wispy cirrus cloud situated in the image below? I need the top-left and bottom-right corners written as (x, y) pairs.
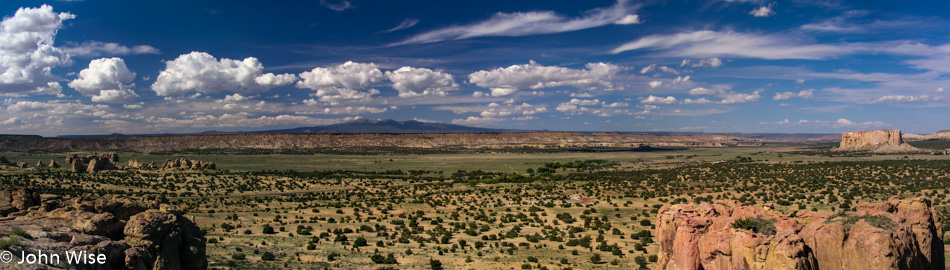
top-left (760, 118), bottom-right (887, 128)
top-left (391, 0), bottom-right (638, 46)
top-left (62, 41), bottom-right (160, 58)
top-left (381, 18), bottom-right (420, 33)
top-left (611, 30), bottom-right (846, 59)
top-left (320, 0), bottom-right (352, 11)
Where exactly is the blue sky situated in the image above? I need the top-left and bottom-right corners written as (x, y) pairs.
top-left (2, 0), bottom-right (950, 136)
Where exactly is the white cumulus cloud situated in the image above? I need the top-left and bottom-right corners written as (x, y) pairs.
top-left (750, 4), bottom-right (775, 17)
top-left (641, 95), bottom-right (677, 104)
top-left (151, 52), bottom-right (297, 96)
top-left (386, 66), bottom-right (459, 97)
top-left (868, 95), bottom-right (930, 103)
top-left (689, 87), bottom-right (717, 95)
top-left (719, 89), bottom-right (762, 104)
top-left (0, 5), bottom-right (74, 94)
top-left (91, 89), bottom-right (138, 103)
top-left (773, 89), bottom-right (814, 100)
top-left (68, 57), bottom-right (139, 103)
top-left (468, 61), bottom-right (625, 96)
top-left (672, 76), bottom-right (690, 84)
top-left (683, 98), bottom-right (714, 104)
top-left (296, 61), bottom-right (385, 101)
top-left (569, 98), bottom-right (601, 106)
top-left (684, 57), bottom-right (724, 68)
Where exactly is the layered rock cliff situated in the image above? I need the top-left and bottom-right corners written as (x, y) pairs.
top-left (655, 197), bottom-right (943, 270)
top-left (834, 129), bottom-right (923, 153)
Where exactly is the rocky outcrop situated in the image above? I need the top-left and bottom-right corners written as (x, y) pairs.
top-left (161, 158), bottom-right (215, 171)
top-left (71, 159), bottom-right (85, 172)
top-left (655, 197), bottom-right (943, 270)
top-left (127, 159), bottom-right (156, 170)
top-left (904, 130), bottom-right (950, 141)
top-left (125, 208), bottom-right (207, 270)
top-left (66, 153), bottom-right (122, 173)
top-left (0, 188), bottom-right (41, 216)
top-left (87, 157), bottom-right (118, 173)
top-left (0, 192), bottom-right (207, 270)
top-left (834, 129), bottom-right (923, 153)
top-left (49, 159), bottom-right (60, 168)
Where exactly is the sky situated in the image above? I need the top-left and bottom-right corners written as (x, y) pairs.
top-left (2, 0), bottom-right (950, 136)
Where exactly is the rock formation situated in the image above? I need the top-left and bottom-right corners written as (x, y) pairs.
top-left (904, 130), bottom-right (950, 141)
top-left (655, 197), bottom-right (943, 270)
top-left (71, 159), bottom-right (84, 172)
top-left (834, 129), bottom-right (923, 153)
top-left (86, 157), bottom-right (118, 173)
top-left (66, 152), bottom-right (123, 173)
top-left (0, 190), bottom-right (207, 269)
top-left (127, 159), bottom-right (157, 170)
top-left (124, 208), bottom-right (207, 270)
top-left (48, 159), bottom-right (60, 168)
top-left (0, 188), bottom-right (41, 216)
top-left (161, 158), bottom-right (215, 171)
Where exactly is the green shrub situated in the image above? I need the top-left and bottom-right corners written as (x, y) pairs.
top-left (836, 215), bottom-right (896, 231)
top-left (731, 218), bottom-right (777, 235)
top-left (0, 237), bottom-right (20, 249)
top-left (10, 227), bottom-right (30, 239)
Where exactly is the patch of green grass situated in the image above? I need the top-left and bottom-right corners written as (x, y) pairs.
top-left (732, 217), bottom-right (777, 235)
top-left (10, 227), bottom-right (30, 239)
top-left (0, 237), bottom-right (20, 249)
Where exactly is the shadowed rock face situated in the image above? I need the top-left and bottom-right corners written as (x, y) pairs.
top-left (0, 190), bottom-right (207, 270)
top-left (835, 129), bottom-right (922, 153)
top-left (655, 197), bottom-right (944, 270)
top-left (0, 188), bottom-right (40, 216)
top-left (161, 158), bottom-right (215, 171)
top-left (66, 153), bottom-right (123, 173)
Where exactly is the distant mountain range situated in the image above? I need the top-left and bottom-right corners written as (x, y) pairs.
top-left (55, 119), bottom-right (516, 138)
top-left (47, 119), bottom-right (843, 140)
top-left (251, 119), bottom-right (514, 134)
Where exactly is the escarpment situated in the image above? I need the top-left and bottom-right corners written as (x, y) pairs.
top-left (655, 197), bottom-right (943, 270)
top-left (834, 129), bottom-right (922, 153)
